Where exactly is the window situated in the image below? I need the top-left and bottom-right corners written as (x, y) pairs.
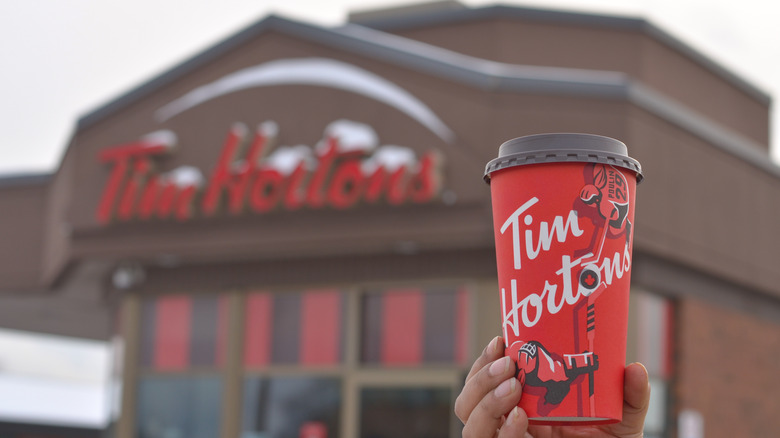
top-left (136, 294), bottom-right (227, 438)
top-left (241, 376), bottom-right (341, 438)
top-left (628, 289), bottom-right (674, 438)
top-left (132, 285), bottom-right (471, 438)
top-left (136, 375), bottom-right (221, 438)
top-left (360, 387), bottom-right (452, 438)
top-left (242, 289), bottom-right (346, 437)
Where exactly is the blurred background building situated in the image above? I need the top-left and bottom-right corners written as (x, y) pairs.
top-left (0, 2), bottom-right (778, 437)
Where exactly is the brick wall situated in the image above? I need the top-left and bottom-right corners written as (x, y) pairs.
top-left (676, 297), bottom-right (780, 437)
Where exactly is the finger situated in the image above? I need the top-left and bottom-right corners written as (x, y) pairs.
top-left (497, 406), bottom-right (532, 438)
top-left (455, 355), bottom-right (516, 423)
top-left (462, 377), bottom-right (522, 438)
top-left (608, 362), bottom-right (651, 437)
top-left (465, 336), bottom-right (504, 384)
top-left (623, 363), bottom-right (651, 427)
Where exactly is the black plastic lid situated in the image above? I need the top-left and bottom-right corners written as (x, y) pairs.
top-left (484, 133), bottom-right (643, 183)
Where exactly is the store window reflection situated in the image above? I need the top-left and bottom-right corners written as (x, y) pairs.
top-left (136, 376), bottom-right (222, 438)
top-left (360, 387), bottom-right (451, 438)
top-left (241, 376), bottom-right (341, 438)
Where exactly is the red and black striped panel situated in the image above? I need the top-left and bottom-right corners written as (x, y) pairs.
top-left (361, 287), bottom-right (469, 366)
top-left (300, 290), bottom-right (343, 364)
top-left (244, 292), bottom-right (272, 366)
top-left (139, 287), bottom-right (468, 370)
top-left (140, 294), bottom-right (228, 371)
top-left (244, 290), bottom-right (345, 367)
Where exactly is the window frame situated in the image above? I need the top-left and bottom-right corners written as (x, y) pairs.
top-left (123, 281), bottom-right (476, 438)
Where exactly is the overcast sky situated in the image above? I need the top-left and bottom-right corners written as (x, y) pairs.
top-left (0, 0), bottom-right (779, 176)
top-left (0, 0), bottom-right (779, 426)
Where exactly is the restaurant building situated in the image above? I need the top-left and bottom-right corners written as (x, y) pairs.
top-left (1, 2), bottom-right (779, 437)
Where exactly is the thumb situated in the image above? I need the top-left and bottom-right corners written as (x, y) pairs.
top-left (608, 363), bottom-right (651, 437)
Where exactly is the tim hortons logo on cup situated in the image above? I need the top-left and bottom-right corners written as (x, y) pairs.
top-left (499, 163), bottom-right (632, 412)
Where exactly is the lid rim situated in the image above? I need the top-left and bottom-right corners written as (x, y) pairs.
top-left (484, 134), bottom-right (644, 183)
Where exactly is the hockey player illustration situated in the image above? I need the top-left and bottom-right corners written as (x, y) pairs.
top-left (577, 162), bottom-right (632, 289)
top-left (576, 163), bottom-right (632, 415)
top-left (506, 340), bottom-right (598, 406)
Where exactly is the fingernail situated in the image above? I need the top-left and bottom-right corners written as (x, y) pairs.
top-left (489, 356), bottom-right (510, 376)
top-left (494, 377), bottom-right (516, 398)
top-left (489, 336), bottom-right (500, 354)
top-left (505, 406), bottom-right (520, 426)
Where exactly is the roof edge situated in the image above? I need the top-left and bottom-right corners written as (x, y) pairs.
top-left (0, 172), bottom-right (52, 188)
top-left (74, 6), bottom-right (771, 134)
top-left (76, 15), bottom-right (291, 131)
top-left (628, 81), bottom-right (780, 178)
top-left (640, 21), bottom-right (771, 105)
top-left (351, 4), bottom-right (771, 105)
top-left (350, 3), bottom-right (646, 31)
top-left (69, 10), bottom-right (776, 180)
top-left (74, 11), bottom-right (631, 134)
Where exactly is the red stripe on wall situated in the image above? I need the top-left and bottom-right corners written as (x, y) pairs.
top-left (244, 292), bottom-right (272, 367)
top-left (381, 289), bottom-right (423, 365)
top-left (455, 288), bottom-right (470, 365)
top-left (216, 295), bottom-right (230, 367)
top-left (154, 295), bottom-right (191, 370)
top-left (663, 300), bottom-right (675, 379)
top-left (300, 290), bottom-right (342, 365)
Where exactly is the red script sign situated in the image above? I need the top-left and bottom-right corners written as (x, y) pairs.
top-left (95, 120), bottom-right (443, 224)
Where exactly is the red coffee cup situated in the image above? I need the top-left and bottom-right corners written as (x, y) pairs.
top-left (484, 133), bottom-right (643, 425)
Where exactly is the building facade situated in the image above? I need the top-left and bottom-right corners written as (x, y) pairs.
top-left (1, 3), bottom-right (779, 438)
